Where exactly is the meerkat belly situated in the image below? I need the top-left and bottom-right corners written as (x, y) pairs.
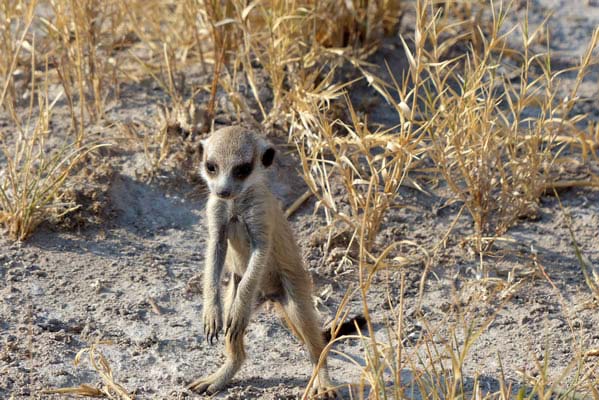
top-left (225, 217), bottom-right (251, 276)
top-left (225, 216), bottom-right (281, 298)
top-left (258, 268), bottom-right (284, 301)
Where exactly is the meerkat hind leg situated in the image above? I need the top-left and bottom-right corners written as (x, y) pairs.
top-left (224, 273), bottom-right (241, 323)
top-left (188, 274), bottom-right (245, 394)
top-left (187, 332), bottom-right (246, 394)
top-left (277, 280), bottom-right (339, 399)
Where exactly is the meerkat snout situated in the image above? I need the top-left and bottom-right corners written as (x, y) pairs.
top-left (199, 126), bottom-right (275, 200)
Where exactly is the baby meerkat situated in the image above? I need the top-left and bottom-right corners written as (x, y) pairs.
top-left (188, 126), bottom-right (362, 398)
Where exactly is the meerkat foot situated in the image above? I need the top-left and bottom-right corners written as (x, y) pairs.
top-left (187, 369), bottom-right (230, 395)
top-left (310, 377), bottom-right (339, 399)
top-left (310, 385), bottom-right (339, 399)
top-left (188, 359), bottom-right (241, 395)
top-left (187, 374), bottom-right (225, 395)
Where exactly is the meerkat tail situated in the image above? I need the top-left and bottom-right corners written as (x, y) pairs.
top-left (323, 314), bottom-right (367, 342)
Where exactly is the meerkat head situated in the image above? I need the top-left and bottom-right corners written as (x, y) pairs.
top-left (199, 126), bottom-right (275, 200)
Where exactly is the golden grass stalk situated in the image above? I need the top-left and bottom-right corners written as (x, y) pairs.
top-left (42, 384), bottom-right (105, 398)
top-left (43, 342), bottom-right (134, 400)
top-left (0, 0), bottom-right (37, 113)
top-left (44, 0), bottom-right (116, 141)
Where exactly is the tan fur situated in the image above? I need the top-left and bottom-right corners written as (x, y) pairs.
top-left (187, 126), bottom-right (337, 398)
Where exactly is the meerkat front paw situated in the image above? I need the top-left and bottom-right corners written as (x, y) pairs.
top-left (202, 301), bottom-right (222, 345)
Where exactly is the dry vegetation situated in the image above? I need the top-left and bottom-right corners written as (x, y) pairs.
top-left (2, 0), bottom-right (599, 398)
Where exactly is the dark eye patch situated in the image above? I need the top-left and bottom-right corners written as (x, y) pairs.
top-left (232, 162), bottom-right (253, 180)
top-left (205, 161), bottom-right (218, 174)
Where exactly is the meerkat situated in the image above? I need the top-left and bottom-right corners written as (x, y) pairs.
top-left (187, 126), bottom-right (364, 398)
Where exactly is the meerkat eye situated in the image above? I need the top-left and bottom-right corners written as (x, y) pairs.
top-left (233, 162), bottom-right (253, 180)
top-left (205, 161), bottom-right (218, 174)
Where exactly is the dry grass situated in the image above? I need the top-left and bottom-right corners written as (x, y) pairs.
top-left (0, 27), bottom-right (108, 240)
top-left (289, 1), bottom-right (599, 398)
top-left (2, 0), bottom-right (599, 398)
top-left (557, 190), bottom-right (599, 303)
top-left (43, 342), bottom-right (134, 399)
top-left (0, 128), bottom-right (106, 241)
top-left (0, 0), bottom-right (212, 237)
top-left (293, 1), bottom-right (599, 275)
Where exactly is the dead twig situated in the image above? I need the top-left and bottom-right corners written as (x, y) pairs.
top-left (284, 189), bottom-right (313, 219)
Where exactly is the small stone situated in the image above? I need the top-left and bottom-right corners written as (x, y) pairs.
top-left (520, 315), bottom-right (532, 325)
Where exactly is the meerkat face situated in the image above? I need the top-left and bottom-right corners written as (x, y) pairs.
top-left (199, 126), bottom-right (275, 200)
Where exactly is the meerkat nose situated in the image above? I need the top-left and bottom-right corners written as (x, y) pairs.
top-left (217, 189), bottom-right (232, 198)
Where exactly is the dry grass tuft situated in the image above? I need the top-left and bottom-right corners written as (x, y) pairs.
top-left (43, 342), bottom-right (134, 399)
top-left (0, 130), bottom-right (107, 241)
top-left (0, 38), bottom-right (109, 240)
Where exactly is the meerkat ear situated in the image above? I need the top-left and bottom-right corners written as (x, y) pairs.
top-left (199, 139), bottom-right (206, 159)
top-left (261, 146), bottom-right (275, 168)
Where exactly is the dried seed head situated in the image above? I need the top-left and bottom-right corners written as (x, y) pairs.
top-left (415, 27), bottom-right (422, 48)
top-left (398, 101), bottom-right (411, 119)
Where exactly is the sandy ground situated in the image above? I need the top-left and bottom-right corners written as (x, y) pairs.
top-left (2, 1), bottom-right (599, 399)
